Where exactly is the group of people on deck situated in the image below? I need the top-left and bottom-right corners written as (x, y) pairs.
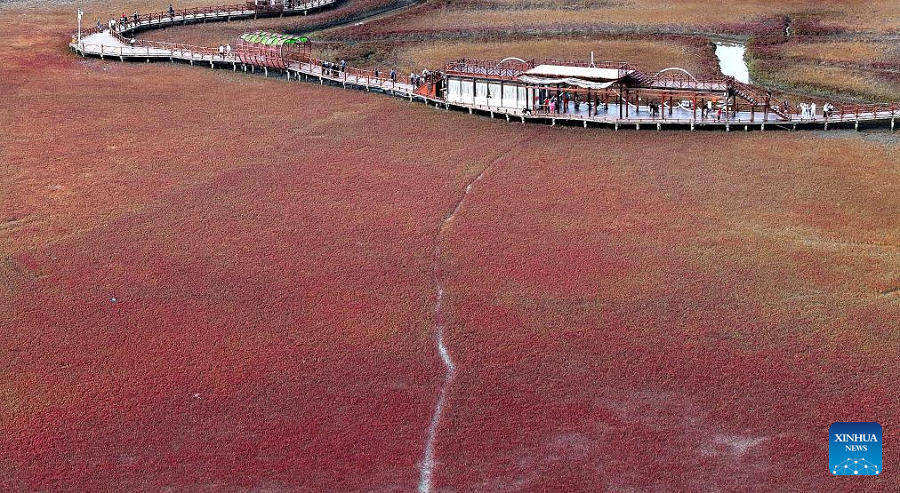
top-left (321, 60), bottom-right (346, 77)
top-left (781, 100), bottom-right (835, 120)
top-left (101, 5), bottom-right (173, 32)
top-left (410, 70), bottom-right (430, 87)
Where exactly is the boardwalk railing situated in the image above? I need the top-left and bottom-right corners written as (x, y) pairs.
top-left (291, 55), bottom-right (418, 92)
top-left (78, 0), bottom-right (336, 39)
top-left (834, 102), bottom-right (897, 121)
top-left (108, 29), bottom-right (223, 58)
top-left (444, 58), bottom-right (534, 79)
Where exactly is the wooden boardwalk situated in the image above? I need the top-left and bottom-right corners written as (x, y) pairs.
top-left (70, 2), bottom-right (898, 132)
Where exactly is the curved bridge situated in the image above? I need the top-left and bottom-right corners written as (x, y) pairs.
top-left (70, 1), bottom-right (899, 132)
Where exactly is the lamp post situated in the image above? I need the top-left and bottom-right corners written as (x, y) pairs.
top-left (77, 7), bottom-right (83, 43)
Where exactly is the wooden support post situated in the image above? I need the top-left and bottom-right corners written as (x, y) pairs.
top-left (692, 94), bottom-right (697, 121)
top-left (618, 90), bottom-right (623, 119)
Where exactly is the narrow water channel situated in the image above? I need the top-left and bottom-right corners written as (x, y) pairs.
top-left (714, 43), bottom-right (751, 84)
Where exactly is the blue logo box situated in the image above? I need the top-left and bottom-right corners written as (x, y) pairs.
top-left (830, 422), bottom-right (882, 476)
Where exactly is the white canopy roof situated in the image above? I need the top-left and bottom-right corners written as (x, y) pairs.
top-left (523, 64), bottom-right (628, 80)
top-left (517, 76), bottom-right (619, 90)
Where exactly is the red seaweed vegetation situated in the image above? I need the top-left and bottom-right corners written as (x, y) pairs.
top-left (2, 1), bottom-right (899, 492)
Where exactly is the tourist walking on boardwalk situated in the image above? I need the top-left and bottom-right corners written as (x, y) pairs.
top-left (549, 97), bottom-right (557, 114)
top-left (390, 69), bottom-right (396, 83)
top-left (169, 4), bottom-right (175, 18)
top-left (225, 44), bottom-right (231, 57)
top-left (133, 11), bottom-right (139, 25)
top-left (340, 60), bottom-right (346, 73)
top-left (218, 45), bottom-right (224, 58)
top-left (811, 102), bottom-right (817, 119)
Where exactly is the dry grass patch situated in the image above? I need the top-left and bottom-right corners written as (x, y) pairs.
top-left (770, 64), bottom-right (900, 101)
top-left (781, 40), bottom-right (896, 64)
top-left (371, 0), bottom-right (900, 34)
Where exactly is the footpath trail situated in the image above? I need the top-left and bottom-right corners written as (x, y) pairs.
top-left (418, 141), bottom-right (522, 493)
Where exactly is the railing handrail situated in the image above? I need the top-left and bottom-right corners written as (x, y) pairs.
top-left (75, 0), bottom-right (336, 38)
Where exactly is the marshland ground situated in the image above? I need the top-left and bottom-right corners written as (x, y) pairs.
top-left (1, 0), bottom-right (898, 491)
